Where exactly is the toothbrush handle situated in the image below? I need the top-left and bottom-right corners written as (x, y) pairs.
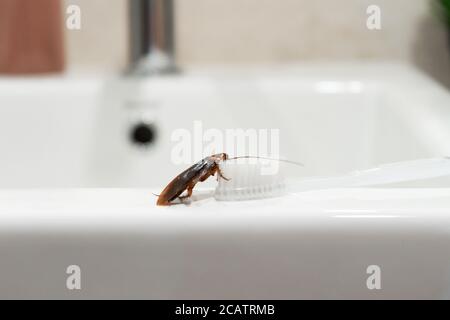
top-left (290, 158), bottom-right (450, 192)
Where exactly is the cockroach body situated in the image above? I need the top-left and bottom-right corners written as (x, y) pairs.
top-left (156, 153), bottom-right (229, 206)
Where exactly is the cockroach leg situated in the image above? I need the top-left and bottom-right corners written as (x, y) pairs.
top-left (178, 183), bottom-right (195, 200)
top-left (218, 169), bottom-right (230, 181)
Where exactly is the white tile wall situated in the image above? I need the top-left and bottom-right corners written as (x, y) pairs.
top-left (63, 0), bottom-right (450, 87)
top-left (64, 0), bottom-right (129, 72)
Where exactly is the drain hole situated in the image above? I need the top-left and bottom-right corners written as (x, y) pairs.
top-left (130, 123), bottom-right (157, 147)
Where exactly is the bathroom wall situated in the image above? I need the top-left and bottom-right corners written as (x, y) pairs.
top-left (64, 0), bottom-right (129, 72)
top-left (63, 0), bottom-right (450, 87)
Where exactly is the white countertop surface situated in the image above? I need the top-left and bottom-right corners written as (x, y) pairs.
top-left (1, 188), bottom-right (450, 232)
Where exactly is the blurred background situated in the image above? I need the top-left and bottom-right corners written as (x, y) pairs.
top-left (1, 0), bottom-right (450, 188)
top-left (0, 0), bottom-right (448, 87)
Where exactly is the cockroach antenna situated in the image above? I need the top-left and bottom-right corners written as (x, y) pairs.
top-left (226, 155), bottom-right (304, 167)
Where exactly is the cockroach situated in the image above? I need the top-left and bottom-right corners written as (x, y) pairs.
top-left (156, 153), bottom-right (303, 206)
top-left (156, 153), bottom-right (229, 206)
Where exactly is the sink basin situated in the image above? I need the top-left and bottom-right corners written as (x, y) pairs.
top-left (0, 63), bottom-right (449, 299)
top-left (1, 63), bottom-right (449, 188)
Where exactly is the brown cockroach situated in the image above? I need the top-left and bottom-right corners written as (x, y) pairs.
top-left (156, 153), bottom-right (303, 206)
top-left (156, 153), bottom-right (229, 206)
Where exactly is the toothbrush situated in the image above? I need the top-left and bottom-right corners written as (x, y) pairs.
top-left (215, 157), bottom-right (450, 201)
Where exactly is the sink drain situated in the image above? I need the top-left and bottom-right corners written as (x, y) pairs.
top-left (130, 122), bottom-right (157, 147)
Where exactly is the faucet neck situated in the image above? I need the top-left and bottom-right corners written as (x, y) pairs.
top-left (129, 0), bottom-right (177, 75)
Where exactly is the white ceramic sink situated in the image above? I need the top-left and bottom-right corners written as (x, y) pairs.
top-left (1, 188), bottom-right (450, 299)
top-left (0, 63), bottom-right (449, 299)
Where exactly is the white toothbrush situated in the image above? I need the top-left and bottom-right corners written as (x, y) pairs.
top-left (215, 157), bottom-right (450, 201)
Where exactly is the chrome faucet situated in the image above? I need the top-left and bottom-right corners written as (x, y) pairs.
top-left (129, 0), bottom-right (177, 75)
